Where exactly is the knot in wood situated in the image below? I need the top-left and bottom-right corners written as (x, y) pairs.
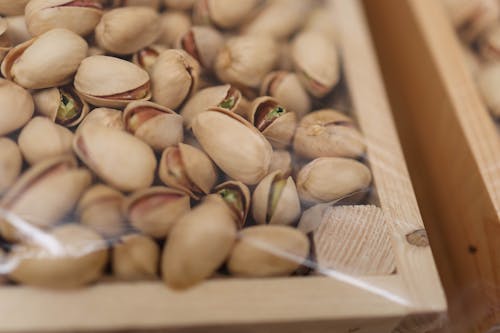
top-left (406, 229), bottom-right (429, 247)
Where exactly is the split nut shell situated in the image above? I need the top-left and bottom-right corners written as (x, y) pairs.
top-left (113, 234), bottom-right (160, 281)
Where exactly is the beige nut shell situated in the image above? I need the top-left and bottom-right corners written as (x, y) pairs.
top-left (193, 0), bottom-right (260, 29)
top-left (477, 62), bottom-right (500, 118)
top-left (0, 138), bottom-right (22, 194)
top-left (0, 0), bottom-right (30, 16)
top-left (77, 107), bottom-right (125, 132)
top-left (0, 79), bottom-right (34, 136)
top-left (158, 11), bottom-right (191, 47)
top-left (113, 233), bottom-right (160, 281)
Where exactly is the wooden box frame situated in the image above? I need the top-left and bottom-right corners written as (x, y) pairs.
top-left (0, 1), bottom-right (446, 332)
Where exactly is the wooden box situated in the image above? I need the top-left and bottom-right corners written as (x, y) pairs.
top-left (0, 1), bottom-right (446, 332)
top-left (363, 0), bottom-right (500, 332)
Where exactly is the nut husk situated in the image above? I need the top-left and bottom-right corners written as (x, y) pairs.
top-left (5, 16), bottom-right (31, 45)
top-left (112, 233), bottom-right (160, 280)
top-left (0, 79), bottom-right (34, 136)
top-left (192, 107), bottom-right (272, 185)
top-left (477, 62), bottom-right (500, 118)
top-left (269, 149), bottom-right (292, 177)
top-left (227, 225), bottom-right (309, 277)
top-left (73, 125), bottom-right (157, 192)
top-left (193, 0), bottom-right (260, 29)
top-left (18, 117), bottom-right (75, 165)
top-left (123, 186), bottom-right (191, 238)
top-left (0, 0), bottom-right (29, 16)
top-left (214, 180), bottom-right (251, 228)
top-left (132, 44), bottom-right (167, 74)
top-left (8, 224), bottom-right (108, 288)
top-left (77, 107), bottom-right (125, 132)
top-left (0, 138), bottom-right (22, 194)
top-left (158, 11), bottom-right (191, 47)
top-left (176, 26), bottom-right (224, 70)
top-left (161, 194), bottom-right (237, 289)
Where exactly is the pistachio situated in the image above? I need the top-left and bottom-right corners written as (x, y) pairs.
top-left (159, 143), bottom-right (217, 199)
top-left (0, 138), bottom-right (22, 194)
top-left (163, 0), bottom-right (195, 10)
top-left (269, 149), bottom-right (292, 177)
top-left (303, 7), bottom-right (338, 44)
top-left (123, 186), bottom-right (190, 238)
top-left (77, 184), bottom-right (126, 238)
top-left (161, 194), bottom-right (237, 289)
top-left (0, 17), bottom-right (12, 62)
top-left (73, 125), bottom-right (157, 192)
top-left (95, 7), bottom-right (161, 55)
top-left (1, 28), bottom-right (88, 89)
top-left (132, 44), bottom-right (167, 74)
top-left (214, 180), bottom-right (250, 228)
top-left (479, 23), bottom-right (500, 61)
top-left (0, 155), bottom-right (92, 242)
top-left (292, 32), bottom-right (339, 98)
top-left (252, 170), bottom-right (301, 226)
top-left (158, 11), bottom-right (191, 48)
top-left (8, 224), bottom-right (108, 288)
top-left (0, 0), bottom-right (29, 16)
top-left (25, 0), bottom-right (104, 37)
top-left (18, 117), bottom-right (75, 165)
top-left (176, 26), bottom-right (224, 70)
top-left (193, 0), bottom-right (261, 29)
top-left (192, 107), bottom-right (272, 185)
top-left (227, 225), bottom-right (309, 277)
top-left (151, 49), bottom-right (201, 110)
top-left (123, 101), bottom-right (183, 151)
top-left (215, 35), bottom-right (279, 89)
top-left (113, 233), bottom-right (160, 281)
top-left (261, 71), bottom-right (311, 119)
top-left (5, 16), bottom-right (31, 45)
top-left (477, 63), bottom-right (500, 118)
top-left (77, 107), bottom-right (125, 132)
top-left (248, 96), bottom-right (297, 149)
top-left (461, 43), bottom-right (480, 75)
top-left (74, 55), bottom-right (152, 108)
top-left (180, 84), bottom-right (242, 128)
top-left (32, 85), bottom-right (89, 127)
top-left (0, 79), bottom-right (34, 136)
top-left (87, 45), bottom-right (106, 57)
top-left (293, 109), bottom-right (366, 159)
top-left (296, 157), bottom-right (372, 205)
top-left (112, 0), bottom-right (160, 8)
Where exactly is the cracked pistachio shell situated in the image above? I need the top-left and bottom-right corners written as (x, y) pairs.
top-left (252, 170), bottom-right (300, 226)
top-left (269, 149), bottom-right (292, 177)
top-left (479, 23), bottom-right (500, 61)
top-left (214, 180), bottom-right (251, 228)
top-left (159, 143), bottom-right (217, 199)
top-left (123, 186), bottom-right (190, 238)
top-left (292, 32), bottom-right (339, 98)
top-left (95, 7), bottom-right (161, 55)
top-left (180, 84), bottom-right (242, 128)
top-left (113, 233), bottom-right (160, 281)
top-left (0, 138), bottom-right (22, 194)
top-left (176, 26), bottom-right (224, 70)
top-left (74, 55), bottom-right (152, 108)
top-left (73, 125), bottom-right (157, 192)
top-left (8, 224), bottom-right (108, 288)
top-left (32, 86), bottom-right (89, 128)
top-left (478, 63), bottom-right (500, 118)
top-left (227, 225), bottom-right (309, 277)
top-left (152, 49), bottom-right (200, 110)
top-left (163, 0), bottom-right (195, 10)
top-left (215, 35), bottom-right (279, 89)
top-left (297, 157), bottom-right (372, 205)
top-left (123, 101), bottom-right (183, 151)
top-left (5, 16), bottom-right (31, 45)
top-left (0, 0), bottom-right (29, 16)
top-left (25, 0), bottom-right (104, 37)
top-left (193, 0), bottom-right (260, 29)
top-left (18, 117), bottom-right (75, 165)
top-left (77, 107), bottom-right (125, 132)
top-left (192, 107), bottom-right (272, 185)
top-left (158, 11), bottom-right (191, 47)
top-left (112, 0), bottom-right (161, 8)
top-left (1, 29), bottom-right (88, 89)
top-left (0, 155), bottom-right (92, 242)
top-left (0, 79), bottom-right (34, 136)
top-left (0, 17), bottom-right (12, 61)
top-left (293, 109), bottom-right (366, 159)
top-left (162, 194), bottom-right (237, 289)
top-left (132, 44), bottom-right (167, 74)
top-left (77, 184), bottom-right (126, 238)
top-left (261, 71), bottom-right (311, 119)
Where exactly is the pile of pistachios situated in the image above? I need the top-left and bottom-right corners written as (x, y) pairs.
top-left (442, 0), bottom-right (500, 120)
top-left (0, 0), bottom-right (372, 290)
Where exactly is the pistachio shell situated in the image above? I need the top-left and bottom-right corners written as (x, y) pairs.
top-left (73, 125), bottom-right (157, 192)
top-left (214, 180), bottom-right (251, 228)
top-left (193, 0), bottom-right (260, 29)
top-left (25, 0), bottom-right (104, 37)
top-left (0, 0), bottom-right (29, 16)
top-left (292, 32), bottom-right (339, 98)
top-left (123, 100), bottom-right (183, 151)
top-left (192, 107), bottom-right (272, 185)
top-left (95, 7), bottom-right (161, 55)
top-left (215, 35), bottom-right (279, 89)
top-left (480, 23), bottom-right (500, 62)
top-left (1, 28), bottom-right (88, 89)
top-left (161, 194), bottom-right (237, 289)
top-left (293, 109), bottom-right (366, 159)
top-left (77, 184), bottom-right (126, 238)
top-left (123, 186), bottom-right (191, 238)
top-left (87, 45), bottom-right (106, 57)
top-left (158, 11), bottom-right (191, 47)
top-left (113, 0), bottom-right (160, 8)
top-left (163, 0), bottom-right (195, 10)
top-left (74, 55), bottom-right (152, 108)
top-left (477, 63), bottom-right (500, 118)
top-left (269, 149), bottom-right (292, 177)
top-left (132, 44), bottom-right (167, 74)
top-left (252, 170), bottom-right (301, 226)
top-left (0, 17), bottom-right (12, 61)
top-left (0, 155), bottom-right (92, 242)
top-left (261, 71), bottom-right (311, 119)
top-left (5, 16), bottom-right (31, 45)
top-left (159, 143), bottom-right (217, 199)
top-left (8, 224), bottom-right (108, 288)
top-left (0, 79), bottom-right (34, 136)
top-left (0, 138), bottom-right (22, 194)
top-left (227, 225), bottom-right (309, 277)
top-left (176, 26), bottom-right (224, 70)
top-left (151, 49), bottom-right (201, 110)
top-left (296, 157), bottom-right (372, 204)
top-left (113, 233), bottom-right (160, 281)
top-left (77, 107), bottom-right (125, 132)
top-left (18, 117), bottom-right (75, 165)
top-left (303, 7), bottom-right (338, 44)
top-left (180, 84), bottom-right (242, 128)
